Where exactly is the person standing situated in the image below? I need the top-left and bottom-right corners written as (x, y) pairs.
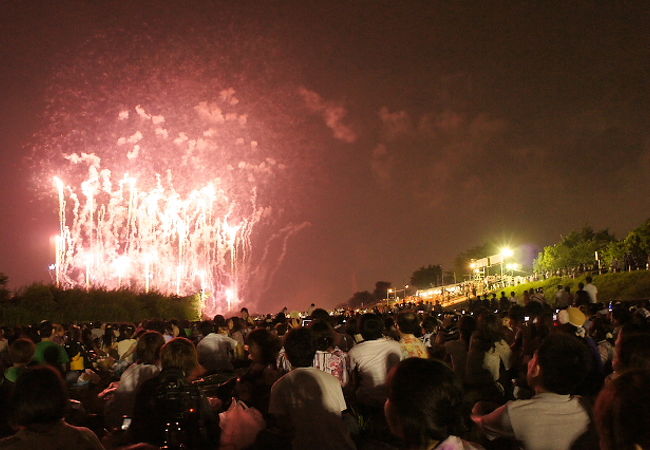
top-left (584, 276), bottom-right (598, 304)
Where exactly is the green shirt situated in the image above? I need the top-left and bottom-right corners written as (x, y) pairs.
top-left (4, 366), bottom-right (25, 383)
top-left (33, 341), bottom-right (69, 367)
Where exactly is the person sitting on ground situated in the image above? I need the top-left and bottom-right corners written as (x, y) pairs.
top-left (268, 327), bottom-right (355, 450)
top-left (419, 315), bottom-right (439, 350)
top-left (116, 324), bottom-right (137, 363)
top-left (348, 313), bottom-right (403, 408)
top-left (465, 313), bottom-right (512, 402)
top-left (595, 368), bottom-right (650, 450)
top-left (443, 315), bottom-right (476, 383)
top-left (131, 337), bottom-right (218, 448)
top-left (4, 338), bottom-right (35, 384)
top-left (472, 333), bottom-right (594, 450)
top-left (196, 318), bottom-right (238, 373)
top-left (102, 330), bottom-right (165, 429)
top-left (385, 358), bottom-right (483, 450)
top-left (312, 308), bottom-right (355, 351)
top-left (236, 328), bottom-right (281, 417)
top-left (33, 320), bottom-right (69, 373)
top-left (396, 311), bottom-right (428, 359)
top-left (310, 320), bottom-right (349, 386)
top-left (0, 365), bottom-right (103, 449)
top-left (611, 323), bottom-right (650, 377)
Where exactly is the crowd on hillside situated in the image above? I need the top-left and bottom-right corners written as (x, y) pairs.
top-left (0, 286), bottom-right (649, 449)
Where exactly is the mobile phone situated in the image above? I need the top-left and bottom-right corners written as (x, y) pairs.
top-left (301, 319), bottom-right (312, 327)
top-left (524, 316), bottom-right (530, 322)
top-left (553, 314), bottom-right (557, 320)
top-left (121, 417), bottom-right (132, 431)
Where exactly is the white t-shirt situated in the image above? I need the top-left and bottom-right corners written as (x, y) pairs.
top-left (584, 283), bottom-right (598, 303)
top-left (347, 337), bottom-right (403, 406)
top-left (196, 333), bottom-right (238, 372)
top-left (473, 392), bottom-right (590, 450)
top-left (269, 367), bottom-right (355, 450)
top-left (117, 338), bottom-right (137, 361)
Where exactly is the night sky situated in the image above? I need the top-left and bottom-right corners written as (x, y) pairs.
top-left (1, 1), bottom-right (649, 312)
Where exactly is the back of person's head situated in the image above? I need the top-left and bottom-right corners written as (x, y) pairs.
top-left (199, 320), bottom-right (214, 337)
top-left (160, 337), bottom-right (198, 375)
top-left (595, 369), bottom-right (650, 450)
top-left (421, 316), bottom-right (439, 334)
top-left (614, 328), bottom-right (650, 373)
top-left (119, 324), bottom-right (134, 339)
top-left (213, 315), bottom-right (227, 330)
top-left (135, 330), bottom-right (165, 365)
top-left (228, 317), bottom-right (244, 333)
top-left (38, 320), bottom-right (53, 339)
top-left (358, 313), bottom-right (384, 341)
top-left (9, 338), bottom-right (35, 365)
top-left (586, 276), bottom-right (593, 283)
top-left (283, 327), bottom-right (315, 368)
top-left (508, 304), bottom-right (525, 323)
top-left (458, 315), bottom-right (477, 345)
top-left (532, 333), bottom-right (591, 394)
top-left (386, 358), bottom-right (467, 448)
top-left (310, 308), bottom-right (330, 322)
top-left (612, 305), bottom-right (632, 326)
top-left (246, 328), bottom-right (280, 366)
top-left (397, 311), bottom-right (420, 335)
top-left (310, 320), bottom-right (335, 351)
top-left (11, 366), bottom-right (68, 426)
top-left (474, 313), bottom-right (503, 351)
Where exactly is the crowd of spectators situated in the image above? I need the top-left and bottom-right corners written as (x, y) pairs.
top-left (0, 288), bottom-right (649, 449)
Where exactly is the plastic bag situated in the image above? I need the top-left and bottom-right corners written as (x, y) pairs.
top-left (219, 398), bottom-right (266, 450)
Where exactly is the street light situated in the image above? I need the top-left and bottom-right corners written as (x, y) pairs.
top-left (500, 247), bottom-right (514, 278)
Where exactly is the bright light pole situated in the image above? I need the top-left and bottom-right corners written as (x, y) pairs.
top-left (500, 247), bottom-right (514, 278)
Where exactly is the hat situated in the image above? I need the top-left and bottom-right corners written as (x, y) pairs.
top-left (558, 307), bottom-right (586, 327)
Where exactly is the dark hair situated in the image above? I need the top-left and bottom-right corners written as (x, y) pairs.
top-left (358, 313), bottom-right (384, 341)
top-left (11, 366), bottom-right (68, 426)
top-left (595, 369), bottom-right (650, 450)
top-left (310, 321), bottom-right (334, 351)
top-left (387, 358), bottom-right (468, 447)
top-left (283, 327), bottom-right (315, 368)
top-left (135, 331), bottom-right (165, 365)
top-left (246, 328), bottom-right (280, 366)
top-left (240, 307), bottom-right (249, 313)
top-left (474, 313), bottom-right (503, 352)
top-left (616, 330), bottom-right (650, 372)
top-left (536, 334), bottom-right (591, 394)
top-left (9, 338), bottom-right (35, 364)
top-left (160, 337), bottom-right (198, 375)
top-left (421, 316), bottom-right (439, 334)
top-left (311, 308), bottom-right (330, 322)
top-left (199, 320), bottom-right (214, 337)
top-left (397, 312), bottom-right (420, 335)
top-left (585, 276), bottom-right (593, 283)
top-left (228, 317), bottom-right (245, 334)
top-left (38, 320), bottom-right (53, 339)
top-left (213, 315), bottom-right (227, 330)
top-left (458, 315), bottom-right (477, 346)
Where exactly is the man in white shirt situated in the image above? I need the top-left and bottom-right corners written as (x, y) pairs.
top-left (348, 314), bottom-right (403, 407)
top-left (584, 276), bottom-right (598, 303)
top-left (472, 333), bottom-right (595, 450)
top-left (269, 327), bottom-right (355, 450)
top-left (196, 319), bottom-right (238, 372)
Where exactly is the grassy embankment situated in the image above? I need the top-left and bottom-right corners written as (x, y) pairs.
top-left (488, 270), bottom-right (650, 306)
